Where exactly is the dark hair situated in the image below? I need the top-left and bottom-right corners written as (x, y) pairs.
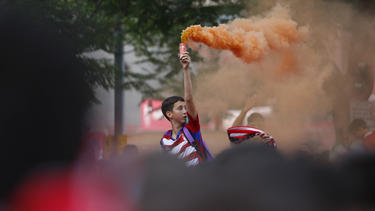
top-left (348, 118), bottom-right (368, 134)
top-left (247, 112), bottom-right (264, 123)
top-left (161, 96), bottom-right (184, 121)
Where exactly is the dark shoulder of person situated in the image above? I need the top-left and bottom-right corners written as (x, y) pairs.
top-left (0, 8), bottom-right (91, 201)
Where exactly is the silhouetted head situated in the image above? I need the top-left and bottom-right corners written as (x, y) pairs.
top-left (247, 112), bottom-right (265, 129)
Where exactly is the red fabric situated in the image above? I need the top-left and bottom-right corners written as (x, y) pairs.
top-left (185, 112), bottom-right (200, 133)
top-left (227, 126), bottom-right (277, 148)
top-left (185, 113), bottom-right (207, 157)
top-left (227, 126), bottom-right (264, 137)
top-left (9, 169), bottom-right (133, 211)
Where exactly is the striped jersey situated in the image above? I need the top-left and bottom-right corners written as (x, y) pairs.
top-left (161, 113), bottom-right (206, 166)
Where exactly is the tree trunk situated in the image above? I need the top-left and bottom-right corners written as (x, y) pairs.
top-left (114, 22), bottom-right (125, 156)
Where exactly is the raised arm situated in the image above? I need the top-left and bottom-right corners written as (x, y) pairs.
top-left (232, 95), bottom-right (257, 126)
top-left (180, 52), bottom-right (197, 119)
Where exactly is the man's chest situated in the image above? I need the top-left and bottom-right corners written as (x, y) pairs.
top-left (163, 134), bottom-right (188, 150)
top-left (164, 133), bottom-right (200, 154)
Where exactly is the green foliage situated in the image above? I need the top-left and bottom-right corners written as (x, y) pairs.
top-left (2, 0), bottom-right (248, 99)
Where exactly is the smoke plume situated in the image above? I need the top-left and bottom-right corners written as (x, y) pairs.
top-left (189, 1), bottom-right (375, 152)
top-left (181, 5), bottom-right (308, 64)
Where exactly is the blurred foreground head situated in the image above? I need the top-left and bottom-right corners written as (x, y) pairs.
top-left (0, 9), bottom-right (91, 200)
top-left (140, 145), bottom-right (338, 211)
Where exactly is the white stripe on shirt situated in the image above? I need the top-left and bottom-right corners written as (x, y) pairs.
top-left (185, 158), bottom-right (199, 166)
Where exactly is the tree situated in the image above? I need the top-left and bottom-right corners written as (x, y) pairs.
top-left (1, 0), bottom-right (249, 99)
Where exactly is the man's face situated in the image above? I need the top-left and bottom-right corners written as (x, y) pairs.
top-left (168, 101), bottom-right (187, 124)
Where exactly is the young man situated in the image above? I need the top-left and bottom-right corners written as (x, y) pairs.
top-left (229, 95), bottom-right (276, 148)
top-left (160, 51), bottom-right (213, 166)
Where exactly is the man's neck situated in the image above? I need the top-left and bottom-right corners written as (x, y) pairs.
top-left (171, 121), bottom-right (183, 139)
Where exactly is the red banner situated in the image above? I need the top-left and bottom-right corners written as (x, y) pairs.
top-left (140, 99), bottom-right (170, 131)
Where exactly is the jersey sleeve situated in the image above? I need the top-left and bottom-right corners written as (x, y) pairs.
top-left (184, 113), bottom-right (214, 161)
top-left (185, 112), bottom-right (206, 156)
top-left (185, 112), bottom-right (200, 133)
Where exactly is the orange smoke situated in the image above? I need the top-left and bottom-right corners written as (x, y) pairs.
top-left (181, 6), bottom-right (308, 63)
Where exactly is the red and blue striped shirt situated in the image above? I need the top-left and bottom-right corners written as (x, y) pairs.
top-left (160, 113), bottom-right (207, 166)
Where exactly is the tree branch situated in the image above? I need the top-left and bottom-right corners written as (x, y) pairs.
top-left (89, 0), bottom-right (103, 20)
